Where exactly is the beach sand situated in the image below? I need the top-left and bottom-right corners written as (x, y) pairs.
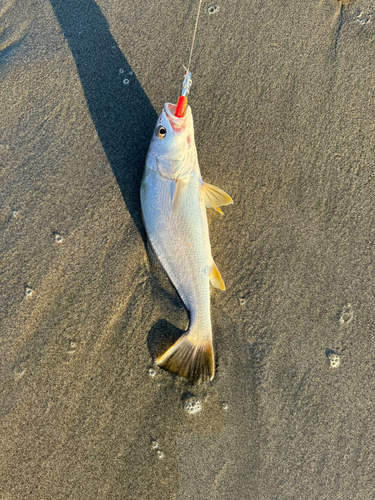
top-left (1, 0), bottom-right (375, 498)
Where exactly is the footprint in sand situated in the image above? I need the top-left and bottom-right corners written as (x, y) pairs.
top-left (151, 439), bottom-right (159, 449)
top-left (356, 11), bottom-right (372, 25)
top-left (328, 352), bottom-right (341, 369)
top-left (207, 5), bottom-right (219, 15)
top-left (13, 361), bottom-right (28, 380)
top-left (67, 340), bottom-right (77, 353)
top-left (150, 439), bottom-right (164, 459)
top-left (325, 348), bottom-right (343, 369)
top-left (182, 394), bottom-right (202, 414)
top-left (338, 303), bottom-right (354, 326)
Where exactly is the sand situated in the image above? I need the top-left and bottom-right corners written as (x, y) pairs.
top-left (1, 0), bottom-right (375, 498)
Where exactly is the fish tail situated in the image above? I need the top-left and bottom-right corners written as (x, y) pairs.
top-left (155, 333), bottom-right (214, 384)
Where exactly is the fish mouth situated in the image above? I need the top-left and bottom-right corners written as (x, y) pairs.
top-left (164, 103), bottom-right (190, 132)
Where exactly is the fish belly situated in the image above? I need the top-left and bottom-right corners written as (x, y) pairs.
top-left (141, 167), bottom-right (212, 342)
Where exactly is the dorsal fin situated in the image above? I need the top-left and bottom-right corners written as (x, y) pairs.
top-left (201, 182), bottom-right (233, 214)
top-left (209, 260), bottom-right (225, 290)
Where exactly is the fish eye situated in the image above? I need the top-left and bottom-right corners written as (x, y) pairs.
top-left (155, 125), bottom-right (167, 140)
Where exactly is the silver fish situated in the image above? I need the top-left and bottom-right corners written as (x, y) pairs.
top-left (141, 103), bottom-right (232, 383)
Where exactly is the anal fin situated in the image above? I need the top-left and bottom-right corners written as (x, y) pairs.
top-left (210, 260), bottom-right (225, 290)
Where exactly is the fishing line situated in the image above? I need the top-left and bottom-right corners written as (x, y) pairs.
top-left (175, 0), bottom-right (203, 118)
top-left (187, 0), bottom-right (203, 73)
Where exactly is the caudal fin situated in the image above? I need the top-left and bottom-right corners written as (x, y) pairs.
top-left (155, 334), bottom-right (214, 384)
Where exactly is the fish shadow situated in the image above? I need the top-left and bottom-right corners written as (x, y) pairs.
top-left (49, 0), bottom-right (158, 239)
top-left (147, 319), bottom-right (186, 361)
top-left (49, 1), bottom-right (186, 360)
top-left (146, 273), bottom-right (188, 360)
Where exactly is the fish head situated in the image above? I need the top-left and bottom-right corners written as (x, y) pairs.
top-left (146, 103), bottom-right (196, 180)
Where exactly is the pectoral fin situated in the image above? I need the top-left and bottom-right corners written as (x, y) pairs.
top-left (201, 182), bottom-right (233, 214)
top-left (172, 178), bottom-right (188, 215)
top-left (210, 260), bottom-right (225, 290)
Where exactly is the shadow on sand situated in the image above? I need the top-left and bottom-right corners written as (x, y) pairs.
top-left (50, 0), bottom-right (157, 238)
top-left (49, 0), bottom-right (188, 365)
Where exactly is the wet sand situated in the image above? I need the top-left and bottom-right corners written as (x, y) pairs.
top-left (1, 0), bottom-right (375, 498)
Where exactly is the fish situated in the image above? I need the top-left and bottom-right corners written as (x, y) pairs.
top-left (140, 102), bottom-right (232, 384)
